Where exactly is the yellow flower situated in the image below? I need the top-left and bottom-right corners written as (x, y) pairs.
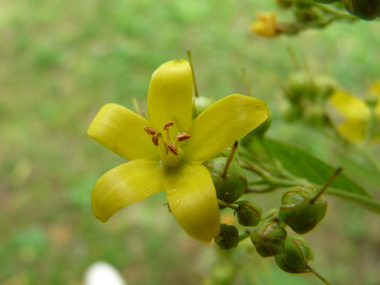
top-left (251, 12), bottom-right (279, 37)
top-left (328, 80), bottom-right (380, 141)
top-left (88, 60), bottom-right (269, 243)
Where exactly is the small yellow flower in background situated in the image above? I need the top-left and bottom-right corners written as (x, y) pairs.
top-left (251, 12), bottom-right (279, 37)
top-left (88, 59), bottom-right (269, 243)
top-left (328, 80), bottom-right (380, 142)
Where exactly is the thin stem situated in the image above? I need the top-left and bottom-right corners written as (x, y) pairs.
top-left (217, 199), bottom-right (239, 211)
top-left (132, 97), bottom-right (142, 116)
top-left (242, 68), bottom-right (252, 97)
top-left (326, 188), bottom-right (380, 215)
top-left (286, 45), bottom-right (300, 71)
top-left (239, 232), bottom-right (250, 242)
top-left (245, 187), bottom-right (277, 194)
top-left (222, 141), bottom-right (238, 178)
top-left (187, 50), bottom-right (199, 98)
top-left (306, 265), bottom-right (333, 285)
top-left (310, 167), bottom-right (342, 204)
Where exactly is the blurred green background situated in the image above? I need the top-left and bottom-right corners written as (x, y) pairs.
top-left (1, 0), bottom-right (380, 284)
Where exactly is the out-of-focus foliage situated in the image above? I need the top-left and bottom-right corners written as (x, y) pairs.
top-left (1, 0), bottom-right (380, 284)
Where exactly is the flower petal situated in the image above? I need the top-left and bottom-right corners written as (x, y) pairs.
top-left (329, 90), bottom-right (370, 121)
top-left (184, 94), bottom-right (269, 164)
top-left (147, 60), bottom-right (193, 135)
top-left (88, 103), bottom-right (160, 161)
top-left (92, 159), bottom-right (165, 222)
top-left (369, 80), bottom-right (380, 116)
top-left (164, 163), bottom-right (220, 243)
top-left (337, 119), bottom-right (367, 141)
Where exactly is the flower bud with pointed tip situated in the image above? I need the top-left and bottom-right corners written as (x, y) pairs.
top-left (278, 186), bottom-right (327, 234)
top-left (235, 201), bottom-right (262, 227)
top-left (250, 221), bottom-right (287, 257)
top-left (214, 224), bottom-right (239, 250)
top-left (275, 235), bottom-right (314, 273)
top-left (192, 96), bottom-right (213, 118)
top-left (205, 157), bottom-right (247, 207)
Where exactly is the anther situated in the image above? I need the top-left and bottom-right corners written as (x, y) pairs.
top-left (163, 122), bottom-right (174, 130)
top-left (143, 126), bottom-right (157, 135)
top-left (167, 143), bottom-right (178, 156)
top-left (152, 135), bottom-right (159, 146)
top-left (176, 133), bottom-right (192, 142)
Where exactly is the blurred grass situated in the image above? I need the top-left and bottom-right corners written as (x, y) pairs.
top-left (1, 0), bottom-right (380, 284)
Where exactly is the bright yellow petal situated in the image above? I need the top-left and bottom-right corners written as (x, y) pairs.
top-left (369, 80), bottom-right (380, 116)
top-left (329, 90), bottom-right (370, 121)
top-left (88, 103), bottom-right (160, 161)
top-left (147, 60), bottom-right (193, 135)
top-left (92, 159), bottom-right (165, 222)
top-left (337, 119), bottom-right (367, 141)
top-left (164, 163), bottom-right (220, 243)
top-left (184, 94), bottom-right (269, 164)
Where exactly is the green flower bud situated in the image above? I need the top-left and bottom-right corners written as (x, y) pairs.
top-left (342, 0), bottom-right (380, 20)
top-left (275, 236), bottom-right (314, 273)
top-left (286, 71), bottom-right (314, 102)
top-left (214, 224), bottom-right (239, 250)
top-left (278, 186), bottom-right (327, 234)
top-left (276, 0), bottom-right (293, 8)
top-left (303, 103), bottom-right (325, 127)
top-left (192, 96), bottom-right (213, 118)
top-left (280, 101), bottom-right (303, 122)
top-left (314, 75), bottom-right (337, 99)
top-left (262, 208), bottom-right (287, 228)
top-left (235, 201), bottom-right (262, 227)
top-left (205, 157), bottom-right (247, 206)
top-left (295, 0), bottom-right (315, 8)
top-left (250, 221), bottom-right (287, 257)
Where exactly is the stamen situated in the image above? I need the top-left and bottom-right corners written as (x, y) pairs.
top-left (157, 132), bottom-right (168, 149)
top-left (167, 143), bottom-right (178, 156)
top-left (176, 133), bottom-right (192, 142)
top-left (163, 122), bottom-right (174, 130)
top-left (163, 121), bottom-right (174, 143)
top-left (152, 135), bottom-right (159, 146)
top-left (143, 126), bottom-right (157, 135)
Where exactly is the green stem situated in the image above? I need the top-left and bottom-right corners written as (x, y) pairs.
top-left (217, 199), bottom-right (239, 211)
top-left (222, 141), bottom-right (238, 178)
top-left (187, 50), bottom-right (199, 98)
top-left (306, 265), bottom-right (333, 285)
top-left (315, 3), bottom-right (358, 21)
top-left (239, 232), bottom-right (250, 242)
top-left (326, 188), bottom-right (380, 214)
top-left (242, 68), bottom-right (252, 97)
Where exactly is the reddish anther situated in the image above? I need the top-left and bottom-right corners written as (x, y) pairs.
top-left (143, 126), bottom-right (157, 135)
top-left (152, 135), bottom-right (159, 146)
top-left (176, 133), bottom-right (192, 142)
top-left (167, 143), bottom-right (178, 155)
top-left (163, 122), bottom-right (174, 130)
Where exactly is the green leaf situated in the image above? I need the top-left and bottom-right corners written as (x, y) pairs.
top-left (261, 139), bottom-right (380, 214)
top-left (265, 138), bottom-right (372, 198)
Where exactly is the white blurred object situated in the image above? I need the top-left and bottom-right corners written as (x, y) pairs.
top-left (84, 261), bottom-right (127, 285)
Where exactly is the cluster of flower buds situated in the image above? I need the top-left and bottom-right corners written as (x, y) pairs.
top-left (281, 70), bottom-right (337, 127)
top-left (314, 0), bottom-right (380, 20)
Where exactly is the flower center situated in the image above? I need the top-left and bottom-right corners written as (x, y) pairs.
top-left (143, 122), bottom-right (191, 167)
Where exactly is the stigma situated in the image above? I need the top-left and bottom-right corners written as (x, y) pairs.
top-left (143, 122), bottom-right (191, 156)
